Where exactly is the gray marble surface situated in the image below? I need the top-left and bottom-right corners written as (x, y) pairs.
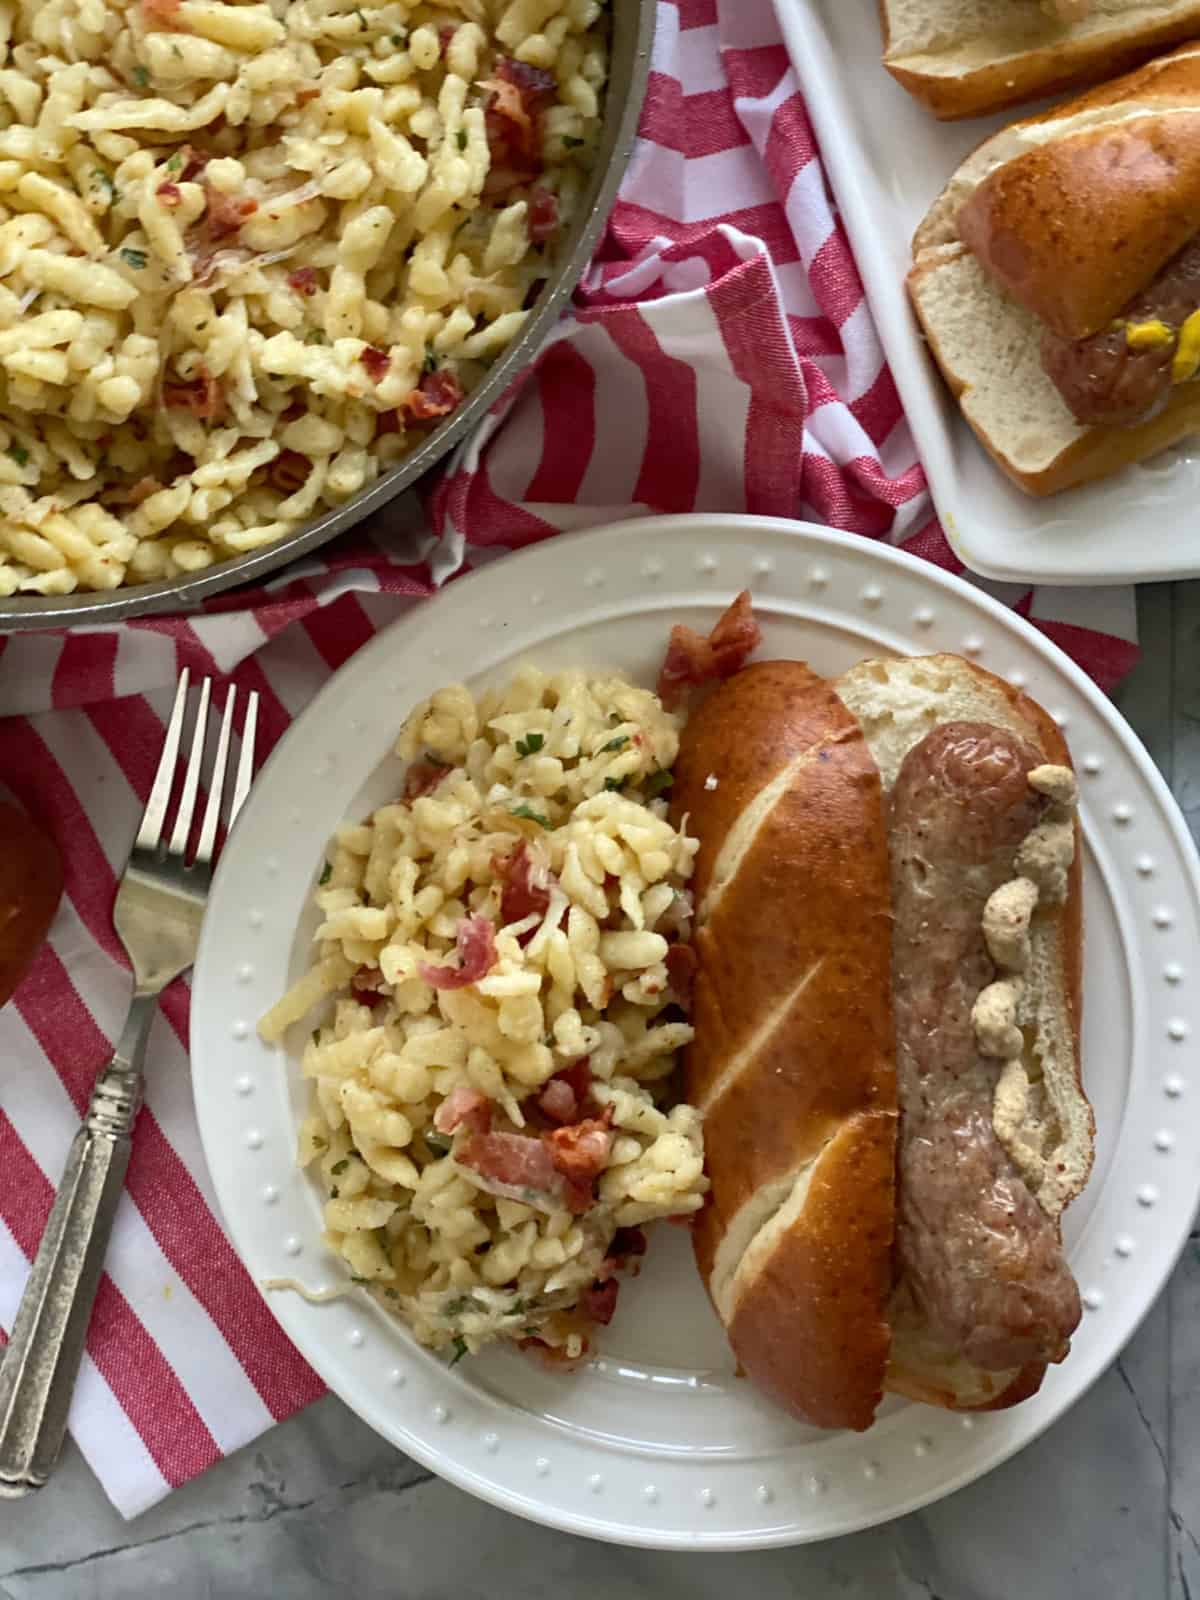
top-left (2, 585), bottom-right (1198, 1600)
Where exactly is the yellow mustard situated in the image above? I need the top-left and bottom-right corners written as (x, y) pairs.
top-left (1125, 319), bottom-right (1175, 351)
top-left (1173, 310), bottom-right (1200, 384)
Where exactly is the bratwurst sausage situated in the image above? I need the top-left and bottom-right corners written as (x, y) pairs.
top-left (1041, 236), bottom-right (1200, 426)
top-left (889, 722), bottom-right (1081, 1372)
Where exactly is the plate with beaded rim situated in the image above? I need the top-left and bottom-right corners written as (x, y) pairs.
top-left (191, 513), bottom-right (1200, 1548)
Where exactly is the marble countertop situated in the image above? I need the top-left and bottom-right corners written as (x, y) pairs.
top-left (2, 584), bottom-right (1197, 1600)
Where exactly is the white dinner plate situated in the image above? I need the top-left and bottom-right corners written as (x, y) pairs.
top-left (192, 514), bottom-right (1200, 1547)
top-left (776, 1), bottom-right (1200, 587)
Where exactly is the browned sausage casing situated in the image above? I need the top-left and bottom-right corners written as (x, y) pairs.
top-left (889, 722), bottom-right (1081, 1372)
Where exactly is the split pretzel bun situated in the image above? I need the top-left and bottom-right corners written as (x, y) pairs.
top-left (881, 0), bottom-right (1200, 120)
top-left (674, 653), bottom-right (1092, 1429)
top-left (672, 661), bottom-right (898, 1433)
top-left (909, 43), bottom-right (1200, 496)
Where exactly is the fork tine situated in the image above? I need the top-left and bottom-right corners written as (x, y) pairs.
top-left (168, 677), bottom-right (211, 859)
top-left (135, 669), bottom-right (191, 851)
top-left (194, 685), bottom-right (236, 867)
top-left (229, 690), bottom-right (259, 826)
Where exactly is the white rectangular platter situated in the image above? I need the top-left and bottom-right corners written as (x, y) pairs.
top-left (776, 0), bottom-right (1200, 586)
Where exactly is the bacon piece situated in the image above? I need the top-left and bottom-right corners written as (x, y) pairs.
top-left (402, 759), bottom-right (447, 801)
top-left (129, 476), bottom-right (162, 506)
top-left (534, 1061), bottom-right (591, 1126)
top-left (457, 1130), bottom-right (558, 1195)
top-left (419, 914), bottom-right (497, 990)
top-left (375, 409), bottom-right (402, 436)
top-left (402, 369), bottom-right (464, 422)
top-left (350, 969), bottom-right (388, 1009)
top-left (544, 1113), bottom-right (612, 1212)
top-left (664, 942), bottom-right (698, 1002)
top-left (519, 1334), bottom-right (588, 1368)
top-left (656, 589), bottom-right (761, 710)
top-left (269, 450), bottom-right (309, 494)
top-left (610, 1225), bottom-right (647, 1262)
top-left (538, 1077), bottom-right (577, 1125)
top-left (359, 345), bottom-right (390, 382)
top-left (498, 840), bottom-right (553, 931)
top-left (434, 1085), bottom-right (493, 1137)
top-left (288, 266), bottom-right (318, 296)
top-left (527, 185), bottom-right (559, 244)
top-left (480, 57), bottom-right (556, 193)
top-left (583, 1279), bottom-right (619, 1326)
top-left (163, 370), bottom-right (224, 420)
top-left (204, 186), bottom-right (258, 241)
top-left (179, 147), bottom-right (208, 182)
top-left (142, 0), bottom-right (184, 26)
top-left (156, 181), bottom-right (182, 207)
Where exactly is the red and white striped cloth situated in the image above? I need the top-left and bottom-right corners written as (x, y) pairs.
top-left (0, 0), bottom-right (1138, 1519)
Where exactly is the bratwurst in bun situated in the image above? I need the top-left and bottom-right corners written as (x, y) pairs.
top-left (672, 650), bottom-right (1093, 1429)
top-left (910, 44), bottom-right (1200, 495)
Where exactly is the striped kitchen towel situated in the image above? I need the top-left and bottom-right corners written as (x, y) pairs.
top-left (0, 0), bottom-right (1138, 1518)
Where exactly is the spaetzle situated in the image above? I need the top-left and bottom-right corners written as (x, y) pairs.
top-left (0, 0), bottom-right (607, 596)
top-left (261, 666), bottom-right (708, 1361)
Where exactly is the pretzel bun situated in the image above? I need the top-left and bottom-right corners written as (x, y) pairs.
top-left (909, 44), bottom-right (1200, 495)
top-left (880, 0), bottom-right (1200, 120)
top-left (672, 661), bottom-right (897, 1432)
top-left (0, 803), bottom-right (63, 1008)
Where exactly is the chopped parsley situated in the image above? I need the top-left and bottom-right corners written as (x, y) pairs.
top-left (515, 732), bottom-right (544, 757)
top-left (132, 66), bottom-right (149, 87)
top-left (425, 1131), bottom-right (452, 1156)
top-left (330, 1157), bottom-right (350, 1176)
top-left (7, 444), bottom-right (28, 467)
top-left (165, 151), bottom-right (183, 174)
top-left (449, 1337), bottom-right (468, 1366)
top-left (319, 860), bottom-right (332, 884)
top-left (329, 1185), bottom-right (339, 1199)
top-left (390, 30), bottom-right (406, 44)
top-left (423, 344), bottom-right (438, 373)
top-left (444, 1294), bottom-right (483, 1317)
top-left (602, 735), bottom-right (629, 752)
top-left (562, 134), bottom-right (585, 149)
top-left (311, 1028), bottom-right (321, 1045)
top-left (456, 128), bottom-right (468, 151)
top-left (384, 1287), bottom-right (399, 1300)
top-left (304, 328), bottom-right (328, 345)
top-left (510, 803), bottom-right (550, 828)
top-left (604, 776), bottom-right (626, 793)
top-left (119, 247), bottom-right (148, 270)
top-left (644, 769), bottom-right (674, 799)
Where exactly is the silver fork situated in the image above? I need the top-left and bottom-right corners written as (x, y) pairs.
top-left (0, 671), bottom-right (259, 1496)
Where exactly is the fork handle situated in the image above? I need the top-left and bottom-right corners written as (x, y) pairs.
top-left (0, 993), bottom-right (155, 1496)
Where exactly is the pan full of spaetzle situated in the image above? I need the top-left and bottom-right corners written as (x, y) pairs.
top-left (0, 0), bottom-right (652, 627)
top-left (258, 665), bottom-right (708, 1364)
